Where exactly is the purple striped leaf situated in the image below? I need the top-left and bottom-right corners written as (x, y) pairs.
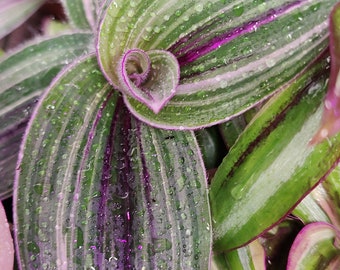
top-left (0, 32), bottom-right (93, 200)
top-left (13, 55), bottom-right (212, 269)
top-left (287, 222), bottom-right (340, 270)
top-left (98, 0), bottom-right (336, 129)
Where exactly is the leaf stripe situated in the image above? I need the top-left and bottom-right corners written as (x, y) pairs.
top-left (174, 0), bottom-right (307, 65)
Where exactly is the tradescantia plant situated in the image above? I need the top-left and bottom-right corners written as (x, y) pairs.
top-left (3, 0), bottom-right (340, 269)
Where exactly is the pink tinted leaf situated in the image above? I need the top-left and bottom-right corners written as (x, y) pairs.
top-left (0, 201), bottom-right (14, 270)
top-left (311, 2), bottom-right (340, 144)
top-left (287, 222), bottom-right (340, 270)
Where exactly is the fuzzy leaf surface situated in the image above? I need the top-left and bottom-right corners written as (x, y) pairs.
top-left (13, 55), bottom-right (212, 269)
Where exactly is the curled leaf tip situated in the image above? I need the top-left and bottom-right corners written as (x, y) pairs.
top-left (311, 3), bottom-right (340, 145)
top-left (117, 49), bottom-right (180, 114)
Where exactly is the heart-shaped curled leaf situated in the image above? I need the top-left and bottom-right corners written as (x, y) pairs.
top-left (118, 49), bottom-right (180, 113)
top-left (98, 0), bottom-right (337, 129)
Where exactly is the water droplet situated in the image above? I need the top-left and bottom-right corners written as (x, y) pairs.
top-left (152, 238), bottom-right (172, 253)
top-left (27, 241), bottom-right (40, 254)
top-left (177, 176), bottom-right (186, 191)
top-left (265, 58), bottom-right (276, 68)
top-left (33, 183), bottom-right (43, 195)
top-left (233, 4), bottom-right (244, 17)
top-left (153, 26), bottom-right (161, 33)
top-left (175, 10), bottom-right (182, 16)
top-left (195, 4), bottom-right (203, 12)
top-left (46, 104), bottom-right (55, 111)
top-left (130, 1), bottom-right (137, 7)
top-left (230, 185), bottom-right (245, 200)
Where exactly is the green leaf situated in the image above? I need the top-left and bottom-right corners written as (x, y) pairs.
top-left (287, 222), bottom-right (340, 270)
top-left (195, 127), bottom-right (227, 170)
top-left (209, 55), bottom-right (340, 251)
top-left (0, 32), bottom-right (93, 200)
top-left (13, 55), bottom-right (212, 269)
top-left (60, 0), bottom-right (93, 30)
top-left (98, 0), bottom-right (336, 128)
top-left (0, 0), bottom-right (45, 39)
top-left (225, 240), bottom-right (266, 270)
top-left (292, 184), bottom-right (331, 224)
top-left (321, 164), bottom-right (340, 227)
top-left (212, 240), bottom-right (265, 270)
top-left (218, 107), bottom-right (260, 149)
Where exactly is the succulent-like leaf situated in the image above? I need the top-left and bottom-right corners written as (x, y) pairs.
top-left (287, 222), bottom-right (340, 270)
top-left (0, 0), bottom-right (44, 39)
top-left (0, 32), bottom-right (92, 200)
top-left (14, 55), bottom-right (212, 269)
top-left (98, 0), bottom-right (336, 129)
top-left (209, 55), bottom-right (340, 251)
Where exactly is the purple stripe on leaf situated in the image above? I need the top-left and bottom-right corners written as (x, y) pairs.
top-left (95, 95), bottom-right (122, 266)
top-left (173, 0), bottom-right (306, 66)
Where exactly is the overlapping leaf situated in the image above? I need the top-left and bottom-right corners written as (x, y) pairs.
top-left (209, 55), bottom-right (340, 251)
top-left (212, 240), bottom-right (265, 270)
top-left (13, 55), bottom-right (212, 269)
top-left (292, 184), bottom-right (331, 224)
top-left (98, 0), bottom-right (336, 129)
top-left (0, 0), bottom-right (45, 39)
top-left (0, 32), bottom-right (92, 200)
top-left (287, 222), bottom-right (340, 269)
top-left (60, 0), bottom-right (91, 30)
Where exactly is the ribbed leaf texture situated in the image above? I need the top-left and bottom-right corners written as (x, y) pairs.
top-left (0, 32), bottom-right (92, 199)
top-left (14, 55), bottom-right (212, 269)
